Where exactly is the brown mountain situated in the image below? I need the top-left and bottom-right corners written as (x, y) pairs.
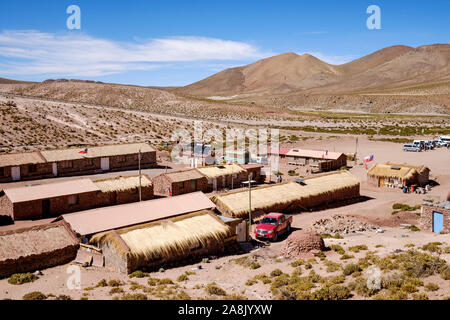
top-left (179, 44), bottom-right (450, 97)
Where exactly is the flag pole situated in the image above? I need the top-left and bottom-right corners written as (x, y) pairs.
top-left (138, 149), bottom-right (142, 202)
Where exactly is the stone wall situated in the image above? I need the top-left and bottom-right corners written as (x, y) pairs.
top-left (419, 204), bottom-right (449, 233)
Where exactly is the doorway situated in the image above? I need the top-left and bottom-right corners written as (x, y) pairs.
top-left (42, 199), bottom-right (50, 218)
top-left (11, 166), bottom-right (20, 181)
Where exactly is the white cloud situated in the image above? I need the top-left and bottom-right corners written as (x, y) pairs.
top-left (0, 30), bottom-right (271, 77)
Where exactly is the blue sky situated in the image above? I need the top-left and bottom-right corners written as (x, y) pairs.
top-left (0, 0), bottom-right (449, 86)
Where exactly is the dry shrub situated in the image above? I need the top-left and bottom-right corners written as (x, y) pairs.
top-left (121, 293), bottom-right (147, 300)
top-left (205, 283), bottom-right (227, 296)
top-left (348, 245), bottom-right (368, 253)
top-left (424, 282), bottom-right (439, 292)
top-left (8, 273), bottom-right (38, 285)
top-left (22, 291), bottom-right (47, 300)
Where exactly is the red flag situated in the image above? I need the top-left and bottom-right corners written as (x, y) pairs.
top-left (78, 148), bottom-right (88, 154)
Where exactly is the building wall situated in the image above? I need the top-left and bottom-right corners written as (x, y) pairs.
top-left (205, 171), bottom-right (249, 192)
top-left (12, 191), bottom-right (100, 220)
top-left (0, 194), bottom-right (14, 220)
top-left (419, 205), bottom-right (449, 233)
top-left (0, 150), bottom-right (157, 182)
top-left (417, 170), bottom-right (430, 186)
top-left (245, 167), bottom-right (264, 183)
top-left (0, 243), bottom-right (79, 278)
top-left (100, 242), bottom-right (129, 274)
top-left (0, 163), bottom-right (54, 183)
top-left (152, 175), bottom-right (208, 197)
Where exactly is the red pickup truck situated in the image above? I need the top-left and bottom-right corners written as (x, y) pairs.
top-left (254, 213), bottom-right (292, 241)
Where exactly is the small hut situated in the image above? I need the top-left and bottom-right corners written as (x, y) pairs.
top-left (151, 169), bottom-right (208, 197)
top-left (0, 221), bottom-right (79, 278)
top-left (211, 171), bottom-right (360, 219)
top-left (93, 174), bottom-right (154, 205)
top-left (367, 162), bottom-right (430, 188)
top-left (90, 210), bottom-right (231, 273)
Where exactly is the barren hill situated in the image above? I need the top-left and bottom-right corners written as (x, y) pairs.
top-left (180, 44), bottom-right (450, 97)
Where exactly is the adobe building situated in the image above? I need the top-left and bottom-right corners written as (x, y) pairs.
top-left (0, 220), bottom-right (79, 278)
top-left (152, 169), bottom-right (208, 197)
top-left (367, 162), bottom-right (430, 188)
top-left (0, 179), bottom-right (102, 221)
top-left (93, 174), bottom-right (154, 205)
top-left (0, 143), bottom-right (157, 182)
top-left (40, 143), bottom-right (157, 178)
top-left (197, 164), bottom-right (249, 191)
top-left (0, 151), bottom-right (53, 183)
top-left (0, 175), bottom-right (154, 221)
top-left (286, 149), bottom-right (347, 172)
top-left (419, 201), bottom-right (449, 234)
top-left (240, 164), bottom-right (265, 184)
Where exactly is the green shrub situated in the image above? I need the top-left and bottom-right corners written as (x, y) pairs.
top-left (324, 260), bottom-right (342, 273)
top-left (340, 254), bottom-right (354, 260)
top-left (270, 269), bottom-right (283, 277)
top-left (405, 225), bottom-right (420, 232)
top-left (422, 242), bottom-right (443, 253)
top-left (329, 245), bottom-right (345, 255)
top-left (392, 203), bottom-right (420, 211)
top-left (177, 274), bottom-right (189, 282)
top-left (109, 287), bottom-right (124, 295)
top-left (412, 293), bottom-right (429, 300)
top-left (22, 291), bottom-right (47, 300)
top-left (343, 263), bottom-right (362, 276)
top-left (8, 273), bottom-right (38, 285)
top-left (348, 245), bottom-right (368, 253)
top-left (250, 262), bottom-right (261, 269)
top-left (121, 293), bottom-right (147, 300)
top-left (129, 271), bottom-right (148, 278)
top-left (290, 259), bottom-right (305, 267)
top-left (96, 279), bottom-right (108, 287)
top-left (310, 284), bottom-right (351, 300)
top-left (108, 280), bottom-right (123, 287)
top-left (205, 283), bottom-right (227, 296)
top-left (245, 279), bottom-right (257, 286)
top-left (424, 282), bottom-right (439, 292)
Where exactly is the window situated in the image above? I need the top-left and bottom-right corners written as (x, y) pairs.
top-left (190, 180), bottom-right (197, 190)
top-left (0, 167), bottom-right (4, 177)
top-left (68, 195), bottom-right (79, 206)
top-left (63, 160), bottom-right (73, 168)
top-left (178, 182), bottom-right (184, 189)
top-left (29, 164), bottom-right (37, 173)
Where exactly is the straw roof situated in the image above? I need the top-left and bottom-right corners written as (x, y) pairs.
top-left (93, 174), bottom-right (152, 193)
top-left (0, 221), bottom-right (79, 262)
top-left (91, 211), bottom-right (230, 260)
top-left (197, 164), bottom-right (245, 179)
top-left (0, 151), bottom-right (46, 167)
top-left (162, 169), bottom-right (205, 183)
top-left (3, 179), bottom-right (99, 203)
top-left (41, 143), bottom-right (155, 162)
top-left (212, 171), bottom-right (360, 218)
top-left (367, 163), bottom-right (429, 180)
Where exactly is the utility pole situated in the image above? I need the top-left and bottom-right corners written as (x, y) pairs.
top-left (248, 174), bottom-right (252, 242)
top-left (138, 149), bottom-right (142, 202)
top-left (355, 137), bottom-right (358, 166)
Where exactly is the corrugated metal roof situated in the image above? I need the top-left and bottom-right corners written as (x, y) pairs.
top-left (3, 179), bottom-right (100, 203)
top-left (60, 192), bottom-right (216, 236)
top-left (41, 143), bottom-right (155, 162)
top-left (286, 149), bottom-right (344, 160)
top-left (0, 152), bottom-right (46, 167)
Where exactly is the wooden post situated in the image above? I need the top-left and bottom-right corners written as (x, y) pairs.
top-left (138, 149), bottom-right (142, 202)
top-left (248, 174), bottom-right (252, 242)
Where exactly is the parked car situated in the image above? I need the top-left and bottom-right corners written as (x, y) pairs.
top-left (403, 144), bottom-right (421, 152)
top-left (254, 213), bottom-right (292, 241)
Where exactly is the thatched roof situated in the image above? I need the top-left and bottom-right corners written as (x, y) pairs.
top-left (41, 143), bottom-right (155, 162)
top-left (4, 179), bottom-right (99, 203)
top-left (197, 164), bottom-right (245, 179)
top-left (0, 221), bottom-right (79, 262)
top-left (211, 171), bottom-right (360, 218)
top-left (93, 174), bottom-right (152, 193)
top-left (91, 210), bottom-right (230, 260)
top-left (367, 162), bottom-right (429, 180)
top-left (0, 151), bottom-right (47, 167)
top-left (160, 169), bottom-right (205, 183)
